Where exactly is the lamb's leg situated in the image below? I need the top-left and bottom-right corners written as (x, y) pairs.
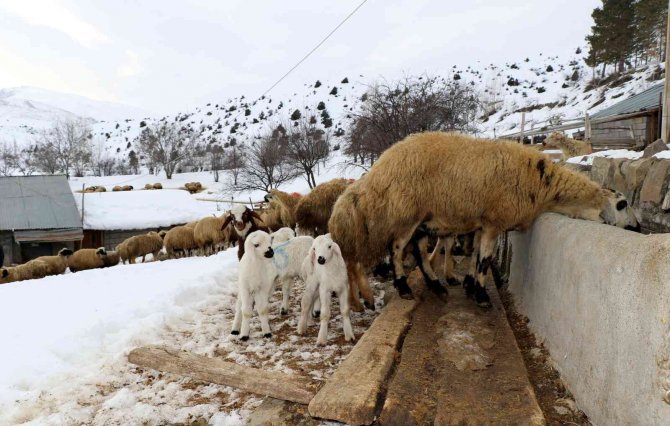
top-left (317, 286), bottom-right (331, 345)
top-left (231, 297), bottom-right (242, 335)
top-left (472, 227), bottom-right (498, 308)
top-left (338, 288), bottom-right (355, 342)
top-left (280, 277), bottom-right (291, 315)
top-left (346, 261), bottom-right (364, 312)
top-left (312, 294), bottom-right (321, 319)
top-left (463, 230), bottom-right (481, 297)
top-left (298, 277), bottom-right (318, 335)
top-left (411, 230), bottom-right (448, 300)
top-left (390, 223), bottom-right (421, 299)
top-left (239, 291), bottom-right (253, 341)
top-left (255, 289), bottom-right (272, 338)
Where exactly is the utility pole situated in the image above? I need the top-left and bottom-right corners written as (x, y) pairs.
top-left (661, 0), bottom-right (670, 141)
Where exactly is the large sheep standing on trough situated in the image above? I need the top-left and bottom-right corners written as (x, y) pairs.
top-left (329, 131), bottom-right (638, 308)
top-left (294, 178), bottom-right (352, 237)
top-left (221, 204), bottom-right (269, 260)
top-left (263, 189), bottom-right (301, 231)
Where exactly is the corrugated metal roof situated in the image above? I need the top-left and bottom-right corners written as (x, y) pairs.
top-left (0, 175), bottom-right (82, 231)
top-left (592, 83), bottom-right (664, 119)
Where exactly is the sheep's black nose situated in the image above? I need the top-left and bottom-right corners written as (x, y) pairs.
top-left (264, 248), bottom-right (274, 258)
top-left (317, 256), bottom-right (326, 265)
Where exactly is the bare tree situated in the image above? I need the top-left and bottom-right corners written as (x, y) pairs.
top-left (34, 119), bottom-right (93, 178)
top-left (15, 147), bottom-right (36, 176)
top-left (223, 144), bottom-right (245, 186)
top-left (135, 120), bottom-right (202, 179)
top-left (0, 141), bottom-right (16, 176)
top-left (346, 75), bottom-right (480, 162)
top-left (91, 138), bottom-right (116, 176)
top-left (208, 145), bottom-right (224, 183)
top-left (282, 116), bottom-right (330, 188)
top-left (239, 129), bottom-right (298, 192)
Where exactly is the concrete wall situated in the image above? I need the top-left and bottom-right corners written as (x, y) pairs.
top-left (508, 213), bottom-right (670, 425)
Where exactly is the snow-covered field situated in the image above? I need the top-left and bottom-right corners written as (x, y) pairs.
top-left (0, 249), bottom-right (383, 425)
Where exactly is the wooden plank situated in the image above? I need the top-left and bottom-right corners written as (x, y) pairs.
top-left (307, 296), bottom-right (418, 425)
top-left (127, 345), bottom-right (316, 404)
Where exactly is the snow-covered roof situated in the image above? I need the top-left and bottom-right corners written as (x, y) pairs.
top-left (76, 189), bottom-right (223, 230)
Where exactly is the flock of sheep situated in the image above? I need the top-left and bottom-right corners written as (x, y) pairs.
top-left (81, 181), bottom-right (203, 193)
top-left (2, 132), bottom-right (640, 344)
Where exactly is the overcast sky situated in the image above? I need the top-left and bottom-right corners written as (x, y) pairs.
top-left (0, 0), bottom-right (600, 114)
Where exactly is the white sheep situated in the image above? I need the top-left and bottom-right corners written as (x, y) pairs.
top-left (297, 234), bottom-right (354, 345)
top-left (270, 227), bottom-right (296, 245)
top-left (271, 232), bottom-right (314, 315)
top-left (231, 230), bottom-right (276, 341)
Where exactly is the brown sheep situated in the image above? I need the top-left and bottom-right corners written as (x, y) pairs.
top-left (67, 247), bottom-right (107, 273)
top-left (295, 178), bottom-right (352, 236)
top-left (329, 131), bottom-right (638, 308)
top-left (83, 186), bottom-right (98, 193)
top-left (0, 264), bottom-right (36, 284)
top-left (112, 186), bottom-right (123, 192)
top-left (33, 248), bottom-right (74, 276)
top-left (94, 186), bottom-right (106, 192)
top-left (124, 232), bottom-right (164, 263)
top-left (543, 131), bottom-right (592, 162)
top-left (116, 241), bottom-right (130, 264)
top-left (164, 225), bottom-right (198, 258)
top-left (121, 185), bottom-right (134, 191)
top-left (144, 184), bottom-right (154, 190)
top-left (184, 182), bottom-right (203, 194)
top-left (153, 183), bottom-right (163, 190)
top-left (102, 250), bottom-right (120, 268)
top-left (263, 189), bottom-right (301, 230)
top-left (194, 214), bottom-right (232, 256)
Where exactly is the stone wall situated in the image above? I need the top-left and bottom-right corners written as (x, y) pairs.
top-left (585, 155), bottom-right (670, 233)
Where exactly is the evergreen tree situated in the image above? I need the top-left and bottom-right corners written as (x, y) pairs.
top-left (634, 0), bottom-right (668, 63)
top-left (587, 0), bottom-right (635, 74)
top-left (290, 109), bottom-right (302, 120)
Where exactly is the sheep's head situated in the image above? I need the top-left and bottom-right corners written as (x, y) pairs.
top-left (58, 248), bottom-right (74, 257)
top-left (1, 268), bottom-right (8, 279)
top-left (230, 205), bottom-right (263, 232)
top-left (311, 234), bottom-right (342, 266)
top-left (543, 131), bottom-right (566, 148)
top-left (96, 247), bottom-right (107, 258)
top-left (270, 227), bottom-right (295, 245)
top-left (600, 190), bottom-right (640, 231)
top-left (244, 231), bottom-right (274, 259)
top-left (158, 230), bottom-right (167, 239)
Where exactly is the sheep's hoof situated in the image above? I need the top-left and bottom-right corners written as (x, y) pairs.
top-left (240, 335), bottom-right (249, 341)
top-left (463, 275), bottom-right (476, 296)
top-left (230, 330), bottom-right (240, 335)
top-left (364, 300), bottom-right (376, 311)
top-left (475, 288), bottom-right (492, 309)
top-left (280, 308), bottom-right (288, 316)
top-left (394, 277), bottom-right (414, 299)
top-left (312, 310), bottom-right (321, 319)
top-left (446, 277), bottom-right (461, 287)
top-left (263, 332), bottom-right (272, 339)
top-left (428, 281), bottom-right (449, 302)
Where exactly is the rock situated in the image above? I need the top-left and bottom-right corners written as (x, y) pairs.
top-left (625, 158), bottom-right (653, 196)
top-left (607, 158), bottom-right (626, 193)
top-left (640, 160), bottom-right (670, 206)
top-left (591, 157), bottom-right (611, 186)
top-left (642, 139), bottom-right (669, 158)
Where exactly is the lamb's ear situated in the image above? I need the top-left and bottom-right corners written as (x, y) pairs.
top-left (332, 243), bottom-right (342, 259)
top-left (310, 247), bottom-right (316, 268)
top-left (221, 214), bottom-right (233, 230)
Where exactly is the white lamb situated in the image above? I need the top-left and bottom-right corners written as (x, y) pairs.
top-left (297, 234), bottom-right (355, 345)
top-left (272, 232), bottom-right (314, 315)
top-left (231, 230), bottom-right (276, 341)
top-left (271, 227), bottom-right (296, 245)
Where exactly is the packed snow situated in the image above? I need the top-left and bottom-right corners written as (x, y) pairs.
top-left (0, 249), bottom-right (384, 424)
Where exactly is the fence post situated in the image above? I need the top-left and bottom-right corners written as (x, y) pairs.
top-left (585, 112), bottom-right (592, 141)
top-left (519, 112), bottom-right (526, 143)
top-left (661, 0), bottom-right (670, 142)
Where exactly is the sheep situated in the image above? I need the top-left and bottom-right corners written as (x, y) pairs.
top-left (184, 182), bottom-right (203, 194)
top-left (83, 186), bottom-right (98, 193)
top-left (121, 185), bottom-right (134, 191)
top-left (297, 234), bottom-right (355, 345)
top-left (144, 183), bottom-right (154, 190)
top-left (94, 186), bottom-right (106, 193)
top-left (263, 189), bottom-right (301, 230)
top-left (271, 227), bottom-right (296, 245)
top-left (164, 225), bottom-right (198, 258)
top-left (153, 183), bottom-right (163, 190)
top-left (33, 248), bottom-right (74, 276)
top-left (194, 214), bottom-right (232, 256)
top-left (112, 186), bottom-right (122, 192)
top-left (295, 178), bottom-right (352, 236)
top-left (116, 240), bottom-right (131, 264)
top-left (271, 233), bottom-right (314, 315)
top-left (101, 250), bottom-right (120, 268)
top-left (124, 232), bottom-right (164, 263)
top-left (328, 131), bottom-right (638, 308)
top-left (230, 230), bottom-right (276, 341)
top-left (67, 247), bottom-right (107, 273)
top-left (543, 131), bottom-right (592, 162)
top-left (221, 204), bottom-right (269, 260)
top-left (0, 263), bottom-right (40, 283)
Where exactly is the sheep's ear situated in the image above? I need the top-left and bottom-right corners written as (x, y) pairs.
top-left (310, 247), bottom-right (316, 268)
top-left (221, 215), bottom-right (233, 230)
top-left (1, 269), bottom-right (8, 278)
top-left (332, 243), bottom-right (342, 259)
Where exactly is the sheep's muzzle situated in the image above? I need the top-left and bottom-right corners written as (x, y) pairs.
top-left (264, 248), bottom-right (274, 258)
top-left (317, 256), bottom-right (326, 265)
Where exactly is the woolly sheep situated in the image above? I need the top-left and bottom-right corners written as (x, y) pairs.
top-left (231, 230), bottom-right (276, 341)
top-left (270, 227), bottom-right (296, 245)
top-left (144, 183), bottom-right (154, 190)
top-left (295, 178), bottom-right (352, 236)
top-left (544, 131), bottom-right (592, 162)
top-left (123, 232), bottom-right (164, 264)
top-left (153, 183), bottom-right (163, 190)
top-left (116, 241), bottom-right (130, 264)
top-left (121, 185), bottom-right (133, 191)
top-left (164, 225), bottom-right (198, 258)
top-left (112, 186), bottom-right (122, 192)
top-left (271, 233), bottom-right (314, 315)
top-left (101, 250), bottom-right (120, 268)
top-left (263, 189), bottom-right (301, 230)
top-left (0, 262), bottom-right (41, 283)
top-left (222, 205), bottom-right (269, 260)
top-left (297, 234), bottom-right (354, 345)
top-left (33, 248), bottom-right (74, 276)
top-left (94, 186), bottom-right (106, 192)
top-left (67, 247), bottom-right (107, 273)
top-left (329, 131), bottom-right (638, 308)
top-left (194, 214), bottom-right (232, 256)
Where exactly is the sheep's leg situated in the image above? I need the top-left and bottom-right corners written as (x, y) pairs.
top-left (390, 224), bottom-right (421, 299)
top-left (346, 261), bottom-right (364, 312)
top-left (312, 295), bottom-right (321, 319)
top-left (428, 237), bottom-right (444, 274)
top-left (441, 237), bottom-right (460, 286)
top-left (355, 262), bottom-right (375, 311)
top-left (411, 230), bottom-right (448, 300)
top-left (298, 277), bottom-right (319, 335)
top-left (463, 230), bottom-right (482, 297)
top-left (317, 285), bottom-right (331, 345)
top-left (254, 289), bottom-right (272, 338)
top-left (472, 227), bottom-right (498, 309)
top-left (239, 291), bottom-right (253, 341)
top-left (231, 297), bottom-right (242, 335)
top-left (280, 277), bottom-right (291, 315)
top-left (338, 288), bottom-right (355, 342)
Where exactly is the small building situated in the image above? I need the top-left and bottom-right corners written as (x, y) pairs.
top-left (589, 83), bottom-right (663, 149)
top-left (0, 175), bottom-right (83, 266)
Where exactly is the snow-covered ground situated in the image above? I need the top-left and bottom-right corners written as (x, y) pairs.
top-left (0, 249), bottom-right (383, 425)
top-left (565, 144), bottom-right (670, 166)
